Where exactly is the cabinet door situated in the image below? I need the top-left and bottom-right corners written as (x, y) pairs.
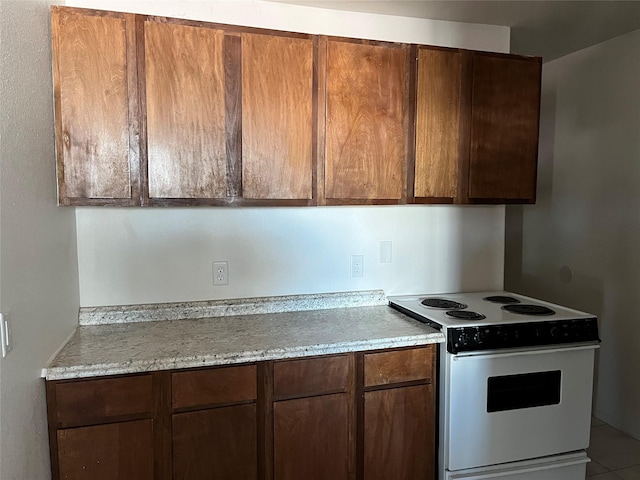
top-left (324, 39), bottom-right (408, 203)
top-left (57, 420), bottom-right (154, 480)
top-left (364, 385), bottom-right (434, 480)
top-left (242, 33), bottom-right (315, 202)
top-left (468, 54), bottom-right (542, 202)
top-left (51, 8), bottom-right (139, 206)
top-left (144, 20), bottom-right (228, 200)
top-left (173, 404), bottom-right (257, 480)
top-left (274, 393), bottom-right (350, 480)
top-left (414, 47), bottom-right (463, 203)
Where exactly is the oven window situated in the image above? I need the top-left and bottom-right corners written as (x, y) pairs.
top-left (487, 370), bottom-right (561, 412)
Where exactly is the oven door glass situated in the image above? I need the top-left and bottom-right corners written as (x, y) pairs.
top-left (444, 344), bottom-right (597, 471)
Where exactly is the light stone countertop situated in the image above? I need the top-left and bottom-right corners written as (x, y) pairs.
top-left (44, 297), bottom-right (444, 381)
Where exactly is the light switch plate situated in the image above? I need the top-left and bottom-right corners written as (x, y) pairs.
top-left (379, 241), bottom-right (392, 263)
top-left (1, 313), bottom-right (12, 358)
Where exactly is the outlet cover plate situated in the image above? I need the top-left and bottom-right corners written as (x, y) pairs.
top-left (213, 261), bottom-right (229, 285)
top-left (350, 255), bottom-right (364, 278)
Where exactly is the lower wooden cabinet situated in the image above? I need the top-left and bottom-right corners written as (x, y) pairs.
top-left (170, 365), bottom-right (258, 480)
top-left (274, 394), bottom-right (350, 480)
top-left (362, 346), bottom-right (436, 480)
top-left (57, 420), bottom-right (155, 480)
top-left (46, 373), bottom-right (158, 480)
top-left (271, 354), bottom-right (352, 480)
top-left (364, 385), bottom-right (434, 480)
top-left (173, 405), bottom-right (257, 480)
top-left (46, 346), bottom-right (436, 480)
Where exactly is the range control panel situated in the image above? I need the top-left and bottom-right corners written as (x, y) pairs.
top-left (447, 317), bottom-right (600, 354)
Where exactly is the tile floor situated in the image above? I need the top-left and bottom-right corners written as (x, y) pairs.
top-left (587, 417), bottom-right (640, 479)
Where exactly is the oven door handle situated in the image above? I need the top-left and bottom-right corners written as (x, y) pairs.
top-left (452, 343), bottom-right (600, 360)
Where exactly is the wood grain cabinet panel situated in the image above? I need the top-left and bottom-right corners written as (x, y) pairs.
top-left (54, 374), bottom-right (153, 426)
top-left (364, 347), bottom-right (433, 387)
top-left (172, 364), bottom-right (257, 409)
top-left (241, 33), bottom-right (314, 201)
top-left (144, 20), bottom-right (228, 200)
top-left (414, 47), bottom-right (462, 202)
top-left (324, 39), bottom-right (408, 203)
top-left (274, 393), bottom-right (350, 480)
top-left (51, 8), bottom-right (139, 205)
top-left (468, 53), bottom-right (542, 202)
top-left (363, 385), bottom-right (434, 480)
top-left (57, 419), bottom-right (154, 480)
top-left (273, 354), bottom-right (349, 398)
top-left (413, 48), bottom-right (541, 204)
top-left (172, 404), bottom-right (257, 480)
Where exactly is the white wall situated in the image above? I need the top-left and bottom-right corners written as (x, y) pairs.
top-left (0, 0), bottom-right (80, 478)
top-left (505, 29), bottom-right (640, 439)
top-left (66, 0), bottom-right (508, 51)
top-left (77, 206), bottom-right (505, 306)
top-left (67, 0), bottom-right (510, 307)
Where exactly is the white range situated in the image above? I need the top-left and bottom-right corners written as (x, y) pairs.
top-left (388, 291), bottom-right (600, 480)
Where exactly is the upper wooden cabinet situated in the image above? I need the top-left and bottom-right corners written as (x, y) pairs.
top-left (52, 7), bottom-right (541, 207)
top-left (414, 47), bottom-right (462, 203)
top-left (413, 46), bottom-right (542, 204)
top-left (52, 8), bottom-right (140, 206)
top-left (241, 33), bottom-right (315, 202)
top-left (52, 7), bottom-right (316, 206)
top-left (468, 53), bottom-right (541, 202)
top-left (322, 38), bottom-right (410, 204)
top-left (140, 17), bottom-right (316, 205)
top-left (143, 20), bottom-right (228, 202)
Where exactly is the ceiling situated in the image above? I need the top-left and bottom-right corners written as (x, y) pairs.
top-left (267, 0), bottom-right (640, 61)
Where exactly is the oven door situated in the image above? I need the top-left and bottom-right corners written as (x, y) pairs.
top-left (442, 343), bottom-right (598, 472)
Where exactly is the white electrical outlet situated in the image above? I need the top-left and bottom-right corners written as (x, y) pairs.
top-left (350, 255), bottom-right (364, 278)
top-left (1, 313), bottom-right (12, 358)
top-left (213, 261), bottom-right (229, 285)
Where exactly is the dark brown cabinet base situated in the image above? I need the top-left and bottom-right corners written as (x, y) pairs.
top-left (46, 346), bottom-right (437, 480)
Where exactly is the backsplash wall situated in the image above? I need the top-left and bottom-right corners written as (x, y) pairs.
top-left (76, 206), bottom-right (505, 306)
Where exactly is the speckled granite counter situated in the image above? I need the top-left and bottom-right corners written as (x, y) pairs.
top-left (43, 291), bottom-right (444, 381)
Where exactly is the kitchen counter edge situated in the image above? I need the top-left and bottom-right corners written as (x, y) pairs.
top-left (43, 293), bottom-right (444, 381)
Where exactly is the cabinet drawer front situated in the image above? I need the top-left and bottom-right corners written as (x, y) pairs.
top-left (274, 355), bottom-right (350, 398)
top-left (54, 375), bottom-right (153, 426)
top-left (172, 365), bottom-right (257, 409)
top-left (364, 347), bottom-right (433, 387)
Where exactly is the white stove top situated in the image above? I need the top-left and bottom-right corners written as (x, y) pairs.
top-left (388, 291), bottom-right (595, 328)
